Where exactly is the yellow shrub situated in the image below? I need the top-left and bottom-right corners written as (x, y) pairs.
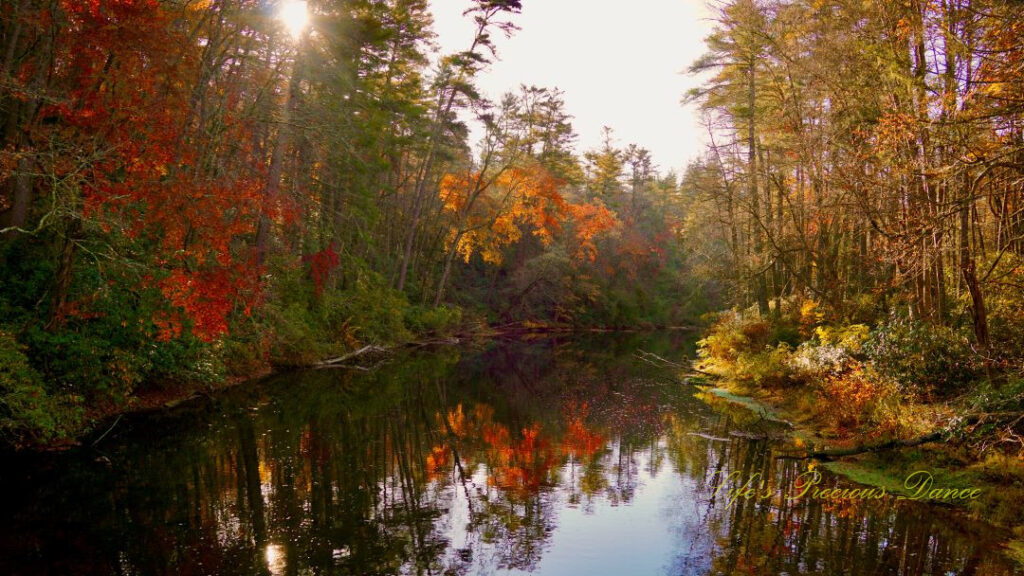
top-left (799, 299), bottom-right (824, 338)
top-left (815, 324), bottom-right (870, 353)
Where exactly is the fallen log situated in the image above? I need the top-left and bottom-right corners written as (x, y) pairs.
top-left (406, 337), bottom-right (461, 348)
top-left (316, 345), bottom-right (389, 367)
top-left (773, 411), bottom-right (1024, 460)
top-left (686, 432), bottom-right (730, 442)
top-left (811, 431), bottom-right (943, 459)
top-left (775, 430), bottom-right (944, 460)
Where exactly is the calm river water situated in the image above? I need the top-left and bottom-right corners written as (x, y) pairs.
top-left (0, 332), bottom-right (1019, 575)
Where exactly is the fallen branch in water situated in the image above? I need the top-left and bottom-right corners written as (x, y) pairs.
top-left (91, 414), bottom-right (123, 447)
top-left (635, 349), bottom-right (687, 369)
top-left (635, 350), bottom-right (716, 378)
top-left (316, 345), bottom-right (390, 367)
top-left (406, 337), bottom-right (461, 348)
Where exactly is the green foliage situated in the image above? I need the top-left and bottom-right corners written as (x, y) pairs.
top-left (263, 299), bottom-right (341, 367)
top-left (981, 376), bottom-right (1024, 412)
top-left (220, 317), bottom-right (271, 377)
top-left (20, 277), bottom-right (225, 401)
top-left (256, 260), bottom-right (342, 366)
top-left (149, 338), bottom-right (225, 388)
top-left (405, 305), bottom-right (462, 335)
top-left (962, 377), bottom-right (1024, 444)
top-left (0, 231), bottom-right (237, 445)
top-left (23, 327), bottom-right (137, 400)
top-left (0, 329), bottom-right (78, 445)
top-left (0, 240), bottom-right (54, 327)
top-left (986, 295), bottom-right (1024, 364)
top-left (865, 315), bottom-right (981, 397)
top-left (257, 255), bottom-right (442, 366)
top-left (771, 319), bottom-right (804, 348)
top-left (335, 287), bottom-right (412, 345)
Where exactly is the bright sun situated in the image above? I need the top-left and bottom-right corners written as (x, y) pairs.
top-left (278, 0), bottom-right (309, 40)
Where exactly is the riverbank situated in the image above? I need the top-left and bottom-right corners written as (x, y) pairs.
top-left (687, 304), bottom-right (1024, 564)
top-left (691, 377), bottom-right (1024, 564)
top-left (41, 332), bottom-right (459, 451)
top-left (15, 322), bottom-right (697, 452)
top-left (9, 332), bottom-right (1016, 575)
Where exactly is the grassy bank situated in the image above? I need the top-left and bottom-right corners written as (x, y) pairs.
top-left (691, 299), bottom-right (1024, 541)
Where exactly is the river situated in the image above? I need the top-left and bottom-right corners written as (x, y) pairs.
top-left (0, 332), bottom-right (1019, 575)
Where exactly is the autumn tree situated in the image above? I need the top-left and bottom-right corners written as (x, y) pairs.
top-left (394, 0), bottom-right (522, 293)
top-left (681, 0), bottom-right (1024, 373)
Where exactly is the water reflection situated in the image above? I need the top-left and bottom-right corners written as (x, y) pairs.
top-left (0, 333), bottom-right (1018, 575)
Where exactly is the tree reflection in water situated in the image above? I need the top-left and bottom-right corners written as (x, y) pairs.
top-left (0, 333), bottom-right (1019, 575)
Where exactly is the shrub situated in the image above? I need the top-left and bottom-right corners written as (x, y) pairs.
top-left (698, 315), bottom-right (743, 367)
top-left (332, 286), bottom-right (411, 344)
top-left (966, 376), bottom-right (1024, 415)
top-left (735, 344), bottom-right (795, 389)
top-left (788, 342), bottom-right (853, 384)
top-left (815, 366), bottom-right (897, 431)
top-left (221, 325), bottom-right (271, 377)
top-left (0, 330), bottom-right (79, 444)
top-left (864, 316), bottom-right (980, 397)
top-left (149, 338), bottom-right (225, 387)
top-left (787, 324), bottom-right (869, 384)
top-left (740, 318), bottom-right (772, 347)
top-left (698, 310), bottom-right (799, 388)
top-left (961, 376), bottom-right (1024, 457)
top-left (259, 256), bottom-right (400, 366)
top-left (987, 295), bottom-right (1024, 365)
top-left (816, 324), bottom-right (870, 353)
top-left (405, 305), bottom-right (463, 336)
top-left (771, 318), bottom-right (803, 348)
top-left (263, 300), bottom-right (337, 367)
top-left (844, 293), bottom-right (882, 325)
top-left (798, 298), bottom-right (825, 338)
top-left (698, 309), bottom-right (769, 366)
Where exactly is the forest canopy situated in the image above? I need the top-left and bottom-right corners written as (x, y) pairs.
top-left (0, 0), bottom-right (698, 445)
top-left (1, 0), bottom-right (1023, 449)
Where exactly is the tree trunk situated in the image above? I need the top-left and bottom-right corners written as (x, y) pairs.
top-left (960, 189), bottom-right (989, 353)
top-left (0, 155), bottom-right (32, 234)
top-left (747, 58), bottom-right (769, 315)
top-left (396, 154), bottom-right (433, 291)
top-left (45, 219), bottom-right (81, 332)
top-left (433, 231), bottom-right (463, 307)
top-left (256, 41), bottom-right (304, 266)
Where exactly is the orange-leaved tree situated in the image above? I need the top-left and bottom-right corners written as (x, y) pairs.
top-left (434, 162), bottom-right (570, 304)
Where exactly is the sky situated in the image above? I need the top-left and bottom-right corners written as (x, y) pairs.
top-left (428, 1), bottom-right (715, 175)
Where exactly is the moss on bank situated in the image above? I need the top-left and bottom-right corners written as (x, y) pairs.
top-left (698, 382), bottom-right (1024, 556)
